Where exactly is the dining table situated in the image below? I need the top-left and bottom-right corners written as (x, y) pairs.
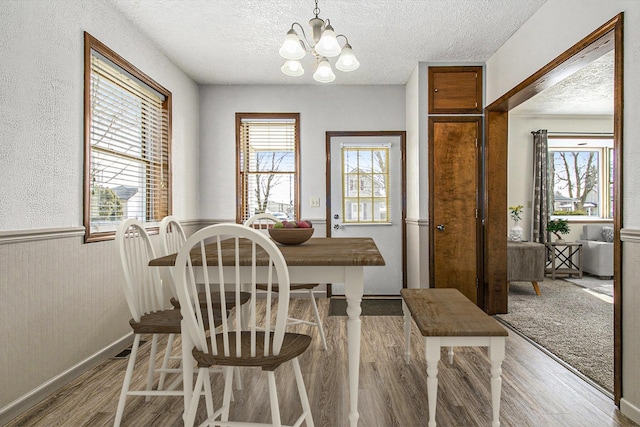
top-left (149, 236), bottom-right (385, 427)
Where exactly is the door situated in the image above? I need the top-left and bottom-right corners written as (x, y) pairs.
top-left (430, 117), bottom-right (482, 304)
top-left (326, 131), bottom-right (406, 296)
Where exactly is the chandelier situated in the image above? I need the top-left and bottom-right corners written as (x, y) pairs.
top-left (278, 0), bottom-right (360, 83)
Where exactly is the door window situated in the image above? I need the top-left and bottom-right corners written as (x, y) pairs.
top-left (341, 146), bottom-right (389, 223)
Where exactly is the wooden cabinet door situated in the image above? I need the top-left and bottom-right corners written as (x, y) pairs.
top-left (429, 66), bottom-right (482, 114)
top-left (429, 117), bottom-right (482, 304)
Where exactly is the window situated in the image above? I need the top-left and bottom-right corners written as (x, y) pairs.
top-left (84, 33), bottom-right (171, 242)
top-left (236, 113), bottom-right (299, 223)
top-left (342, 145), bottom-right (389, 223)
top-left (549, 136), bottom-right (613, 220)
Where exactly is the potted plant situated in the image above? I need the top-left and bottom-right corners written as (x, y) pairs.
top-left (546, 218), bottom-right (570, 242)
top-left (508, 205), bottom-right (524, 241)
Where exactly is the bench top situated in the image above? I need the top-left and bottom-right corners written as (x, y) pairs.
top-left (401, 288), bottom-right (508, 337)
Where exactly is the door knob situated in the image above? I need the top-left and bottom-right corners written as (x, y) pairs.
top-left (334, 214), bottom-right (340, 219)
top-left (334, 224), bottom-right (340, 230)
top-left (436, 224), bottom-right (446, 232)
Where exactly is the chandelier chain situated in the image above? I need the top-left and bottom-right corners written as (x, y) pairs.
top-left (313, 0), bottom-right (320, 18)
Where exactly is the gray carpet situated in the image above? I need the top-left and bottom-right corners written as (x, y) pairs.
top-left (564, 274), bottom-right (614, 297)
top-left (497, 279), bottom-right (613, 393)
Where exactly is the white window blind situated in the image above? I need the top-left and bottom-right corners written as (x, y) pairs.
top-left (237, 114), bottom-right (299, 223)
top-left (84, 33), bottom-right (171, 242)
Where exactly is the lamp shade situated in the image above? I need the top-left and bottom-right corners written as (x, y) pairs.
top-left (281, 59), bottom-right (304, 77)
top-left (335, 43), bottom-right (360, 72)
top-left (315, 24), bottom-right (341, 57)
top-left (279, 29), bottom-right (305, 60)
top-left (313, 57), bottom-right (336, 83)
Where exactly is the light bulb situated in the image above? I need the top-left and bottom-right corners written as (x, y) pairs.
top-left (335, 43), bottom-right (360, 72)
top-left (281, 59), bottom-right (304, 77)
top-left (279, 29), bottom-right (305, 60)
top-left (313, 57), bottom-right (336, 83)
top-left (315, 24), bottom-right (341, 57)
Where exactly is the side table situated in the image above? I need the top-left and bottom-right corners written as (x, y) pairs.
top-left (545, 242), bottom-right (583, 279)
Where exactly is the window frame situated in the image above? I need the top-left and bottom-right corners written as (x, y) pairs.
top-left (548, 135), bottom-right (613, 222)
top-left (235, 113), bottom-right (300, 224)
top-left (83, 32), bottom-right (172, 242)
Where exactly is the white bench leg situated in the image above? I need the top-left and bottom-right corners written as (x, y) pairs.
top-left (402, 300), bottom-right (411, 363)
top-left (489, 336), bottom-right (506, 427)
top-left (425, 337), bottom-right (441, 427)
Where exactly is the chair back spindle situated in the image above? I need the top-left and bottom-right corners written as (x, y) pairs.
top-left (174, 224), bottom-right (290, 361)
top-left (116, 218), bottom-right (165, 321)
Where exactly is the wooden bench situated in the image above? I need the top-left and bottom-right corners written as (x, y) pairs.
top-left (401, 288), bottom-right (508, 427)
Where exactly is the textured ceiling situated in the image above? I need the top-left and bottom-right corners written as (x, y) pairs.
top-left (108, 0), bottom-right (611, 116)
top-left (108, 0), bottom-right (549, 85)
top-left (512, 50), bottom-right (614, 116)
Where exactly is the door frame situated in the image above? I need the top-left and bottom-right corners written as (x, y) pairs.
top-left (484, 14), bottom-right (623, 404)
top-left (325, 131), bottom-right (407, 297)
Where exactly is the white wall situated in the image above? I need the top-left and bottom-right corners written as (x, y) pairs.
top-left (487, 1), bottom-right (640, 422)
top-left (508, 114), bottom-right (614, 242)
top-left (405, 64), bottom-right (428, 288)
top-left (0, 1), bottom-right (200, 230)
top-left (0, 0), bottom-right (200, 418)
top-left (198, 85), bottom-right (405, 222)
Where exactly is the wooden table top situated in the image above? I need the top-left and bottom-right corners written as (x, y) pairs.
top-left (401, 288), bottom-right (508, 337)
top-left (149, 237), bottom-right (385, 268)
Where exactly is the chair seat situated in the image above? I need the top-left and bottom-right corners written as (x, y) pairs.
top-left (255, 283), bottom-right (318, 292)
top-left (170, 291), bottom-right (251, 309)
top-left (129, 309), bottom-right (224, 335)
top-left (129, 309), bottom-right (182, 335)
top-left (192, 331), bottom-right (312, 371)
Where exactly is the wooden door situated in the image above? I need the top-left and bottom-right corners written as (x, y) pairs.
top-left (429, 117), bottom-right (482, 304)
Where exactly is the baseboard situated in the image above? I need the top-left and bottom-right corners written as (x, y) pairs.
top-left (621, 398), bottom-right (640, 424)
top-left (0, 333), bottom-right (133, 425)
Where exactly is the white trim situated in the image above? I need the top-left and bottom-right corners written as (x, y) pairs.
top-left (621, 398), bottom-right (640, 425)
top-left (0, 333), bottom-right (133, 425)
top-left (405, 218), bottom-right (429, 226)
top-left (0, 227), bottom-right (85, 245)
top-left (621, 228), bottom-right (640, 243)
top-left (2, 223), bottom-right (637, 244)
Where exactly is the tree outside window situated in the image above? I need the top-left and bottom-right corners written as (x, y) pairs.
top-left (549, 137), bottom-right (613, 219)
top-left (236, 113), bottom-right (300, 223)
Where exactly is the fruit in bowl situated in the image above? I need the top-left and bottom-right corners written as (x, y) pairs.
top-left (268, 220), bottom-right (314, 245)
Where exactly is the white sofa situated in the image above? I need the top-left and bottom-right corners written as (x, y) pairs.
top-left (576, 224), bottom-right (614, 278)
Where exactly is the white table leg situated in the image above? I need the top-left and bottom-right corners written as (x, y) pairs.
top-left (425, 337), bottom-right (441, 427)
top-left (489, 337), bottom-right (506, 427)
top-left (344, 267), bottom-right (363, 427)
top-left (181, 318), bottom-right (194, 426)
top-left (402, 300), bottom-right (411, 363)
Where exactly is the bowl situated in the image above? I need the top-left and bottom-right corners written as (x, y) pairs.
top-left (268, 227), bottom-right (314, 245)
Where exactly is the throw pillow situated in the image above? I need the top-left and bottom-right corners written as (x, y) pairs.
top-left (602, 226), bottom-right (614, 243)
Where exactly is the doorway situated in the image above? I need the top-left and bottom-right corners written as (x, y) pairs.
top-left (325, 131), bottom-right (407, 296)
top-left (485, 14), bottom-right (623, 403)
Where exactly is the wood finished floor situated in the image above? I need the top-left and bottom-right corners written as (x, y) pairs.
top-left (6, 298), bottom-right (637, 427)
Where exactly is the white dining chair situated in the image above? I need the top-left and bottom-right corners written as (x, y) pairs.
top-left (173, 223), bottom-right (314, 427)
top-left (114, 218), bottom-right (192, 426)
top-left (245, 213), bottom-right (328, 350)
top-left (159, 215), bottom-right (246, 389)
